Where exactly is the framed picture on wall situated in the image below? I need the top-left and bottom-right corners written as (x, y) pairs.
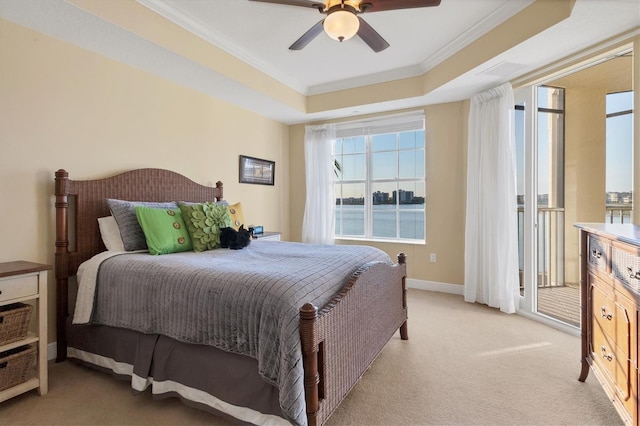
top-left (239, 155), bottom-right (275, 185)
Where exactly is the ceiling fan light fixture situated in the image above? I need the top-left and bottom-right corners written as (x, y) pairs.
top-left (323, 9), bottom-right (359, 42)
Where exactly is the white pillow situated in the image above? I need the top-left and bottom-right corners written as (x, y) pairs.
top-left (98, 216), bottom-right (125, 251)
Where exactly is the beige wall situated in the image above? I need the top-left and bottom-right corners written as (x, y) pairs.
top-left (551, 55), bottom-right (633, 284)
top-left (289, 101), bottom-right (468, 285)
top-left (0, 19), bottom-right (290, 343)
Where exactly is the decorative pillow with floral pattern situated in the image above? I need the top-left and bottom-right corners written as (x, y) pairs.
top-left (178, 202), bottom-right (232, 252)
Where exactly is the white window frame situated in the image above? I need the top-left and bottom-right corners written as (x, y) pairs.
top-left (333, 111), bottom-right (426, 244)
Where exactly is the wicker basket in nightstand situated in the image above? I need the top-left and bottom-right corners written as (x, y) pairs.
top-left (0, 345), bottom-right (37, 391)
top-left (0, 303), bottom-right (33, 346)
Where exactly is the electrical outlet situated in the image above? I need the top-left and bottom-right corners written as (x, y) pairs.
top-left (430, 253), bottom-right (436, 263)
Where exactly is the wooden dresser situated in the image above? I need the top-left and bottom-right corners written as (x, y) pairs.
top-left (576, 224), bottom-right (640, 425)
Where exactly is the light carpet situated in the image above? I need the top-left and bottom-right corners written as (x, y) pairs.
top-left (0, 289), bottom-right (622, 425)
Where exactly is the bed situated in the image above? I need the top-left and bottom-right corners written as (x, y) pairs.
top-left (53, 168), bottom-right (408, 426)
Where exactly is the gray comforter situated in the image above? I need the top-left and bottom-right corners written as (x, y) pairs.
top-left (86, 240), bottom-right (391, 425)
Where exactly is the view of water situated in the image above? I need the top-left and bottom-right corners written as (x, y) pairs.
top-left (335, 204), bottom-right (425, 240)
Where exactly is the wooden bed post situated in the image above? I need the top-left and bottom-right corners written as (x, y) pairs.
top-left (398, 253), bottom-right (409, 341)
top-left (300, 302), bottom-right (319, 426)
top-left (215, 181), bottom-right (223, 201)
top-left (54, 169), bottom-right (69, 362)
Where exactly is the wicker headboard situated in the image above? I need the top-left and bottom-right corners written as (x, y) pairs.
top-left (54, 168), bottom-right (223, 360)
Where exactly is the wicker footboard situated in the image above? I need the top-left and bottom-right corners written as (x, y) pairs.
top-left (300, 253), bottom-right (408, 425)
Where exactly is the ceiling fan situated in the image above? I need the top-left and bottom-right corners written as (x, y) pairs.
top-left (249, 0), bottom-right (441, 52)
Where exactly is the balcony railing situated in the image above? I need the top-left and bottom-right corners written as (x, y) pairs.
top-left (537, 207), bottom-right (565, 288)
top-left (517, 207), bottom-right (565, 289)
top-left (605, 205), bottom-right (633, 223)
top-left (518, 204), bottom-right (634, 290)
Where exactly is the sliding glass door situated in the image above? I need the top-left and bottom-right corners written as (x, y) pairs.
top-left (515, 49), bottom-right (634, 332)
top-left (515, 86), bottom-right (575, 328)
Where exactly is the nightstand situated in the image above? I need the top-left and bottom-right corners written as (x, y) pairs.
top-left (0, 261), bottom-right (50, 402)
top-left (253, 232), bottom-right (281, 241)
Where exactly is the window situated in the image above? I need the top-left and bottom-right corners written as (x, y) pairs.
top-left (605, 90), bottom-right (633, 223)
top-left (333, 112), bottom-right (425, 242)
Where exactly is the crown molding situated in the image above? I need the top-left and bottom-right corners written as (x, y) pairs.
top-left (306, 63), bottom-right (425, 95)
top-left (418, 0), bottom-right (534, 74)
top-left (137, 0), bottom-right (309, 94)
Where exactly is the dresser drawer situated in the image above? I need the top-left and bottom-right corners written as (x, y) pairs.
top-left (0, 274), bottom-right (39, 303)
top-left (588, 234), bottom-right (609, 274)
top-left (612, 244), bottom-right (640, 293)
top-left (592, 324), bottom-right (632, 402)
top-left (591, 279), bottom-right (631, 357)
top-left (578, 225), bottom-right (640, 426)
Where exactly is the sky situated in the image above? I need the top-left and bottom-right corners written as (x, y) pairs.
top-left (606, 91), bottom-right (633, 192)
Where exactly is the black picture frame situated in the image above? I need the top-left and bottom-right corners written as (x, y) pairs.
top-left (239, 155), bottom-right (275, 185)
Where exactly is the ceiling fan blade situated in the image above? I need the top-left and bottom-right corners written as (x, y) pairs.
top-left (357, 17), bottom-right (389, 52)
top-left (289, 20), bottom-right (325, 50)
top-left (249, 0), bottom-right (324, 9)
top-left (359, 0), bottom-right (440, 13)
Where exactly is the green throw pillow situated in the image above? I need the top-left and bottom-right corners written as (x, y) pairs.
top-left (178, 202), bottom-right (232, 252)
top-left (134, 206), bottom-right (193, 255)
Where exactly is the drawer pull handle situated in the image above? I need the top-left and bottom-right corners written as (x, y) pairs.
top-left (0, 362), bottom-right (7, 369)
top-left (601, 346), bottom-right (613, 362)
top-left (600, 307), bottom-right (612, 321)
top-left (627, 267), bottom-right (640, 281)
top-left (591, 249), bottom-right (602, 259)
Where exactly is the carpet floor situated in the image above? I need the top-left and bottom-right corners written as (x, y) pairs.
top-left (0, 289), bottom-right (623, 425)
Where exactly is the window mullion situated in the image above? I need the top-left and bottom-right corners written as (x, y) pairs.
top-left (395, 133), bottom-right (400, 239)
top-left (365, 133), bottom-right (372, 239)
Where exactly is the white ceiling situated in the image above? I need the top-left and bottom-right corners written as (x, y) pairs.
top-left (139, 0), bottom-right (534, 94)
top-left (1, 0), bottom-right (639, 124)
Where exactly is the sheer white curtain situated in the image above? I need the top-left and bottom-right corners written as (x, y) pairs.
top-left (464, 83), bottom-right (519, 314)
top-left (302, 123), bottom-right (336, 244)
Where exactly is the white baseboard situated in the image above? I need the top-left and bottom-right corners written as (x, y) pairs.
top-left (406, 278), bottom-right (464, 295)
top-left (407, 280), bottom-right (580, 337)
top-left (517, 310), bottom-right (580, 337)
top-left (48, 342), bottom-right (57, 361)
